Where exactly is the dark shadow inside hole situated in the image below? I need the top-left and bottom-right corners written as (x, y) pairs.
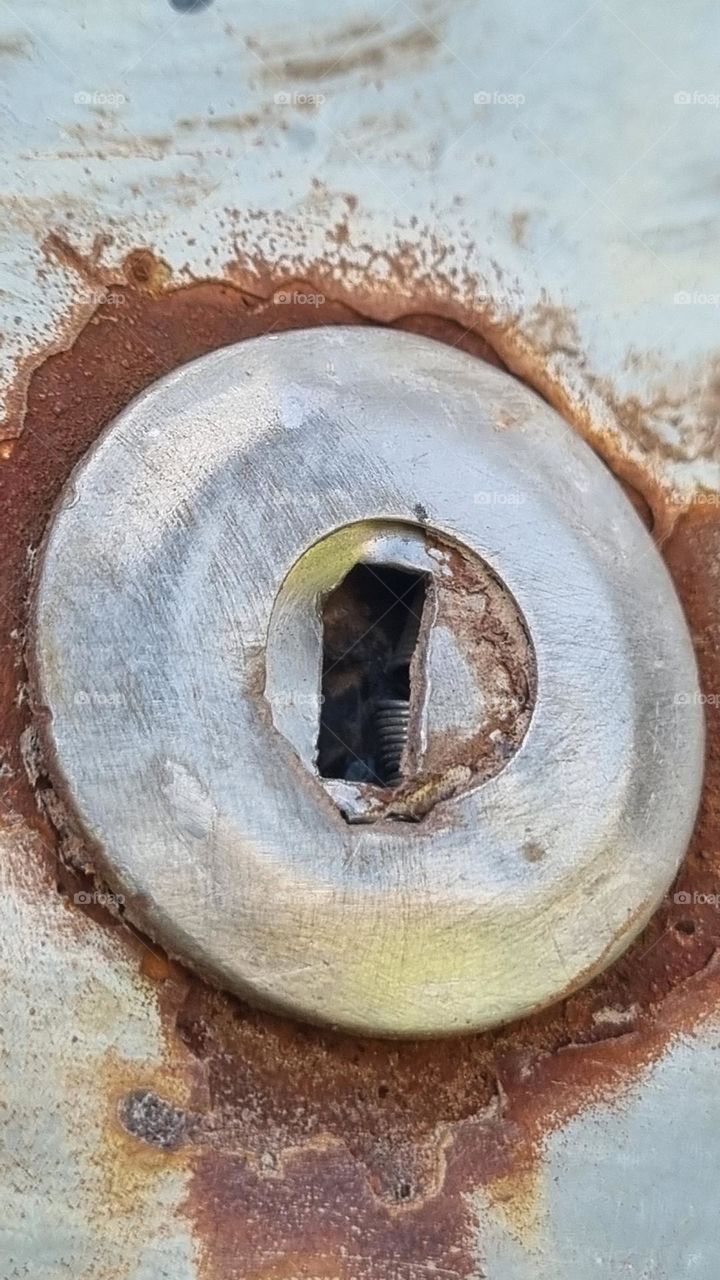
top-left (317, 563), bottom-right (428, 785)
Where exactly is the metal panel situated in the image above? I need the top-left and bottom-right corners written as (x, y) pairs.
top-left (0, 3), bottom-right (719, 1277)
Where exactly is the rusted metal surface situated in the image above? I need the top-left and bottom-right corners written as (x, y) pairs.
top-left (0, 269), bottom-right (718, 1279)
top-left (0, 1), bottom-right (718, 496)
top-left (31, 326), bottom-right (699, 1041)
top-left (1, 1), bottom-right (720, 1275)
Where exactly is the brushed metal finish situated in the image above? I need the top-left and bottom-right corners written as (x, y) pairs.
top-left (30, 327), bottom-right (704, 1036)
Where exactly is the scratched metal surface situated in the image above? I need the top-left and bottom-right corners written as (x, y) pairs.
top-left (0, 2), bottom-right (719, 1278)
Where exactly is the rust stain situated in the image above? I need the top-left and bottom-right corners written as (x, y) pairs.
top-left (318, 529), bottom-right (536, 825)
top-left (90, 1047), bottom-right (197, 1238)
top-left (252, 24), bottom-right (439, 83)
top-left (525, 301), bottom-right (582, 359)
top-left (509, 211), bottom-right (530, 249)
top-left (178, 112), bottom-right (261, 133)
top-left (418, 540), bottom-right (536, 781)
top-left (0, 34), bottom-right (32, 57)
top-left (124, 248), bottom-right (173, 293)
top-left (0, 249), bottom-right (719, 1277)
top-left (44, 230), bottom-right (111, 282)
top-left (58, 122), bottom-right (175, 155)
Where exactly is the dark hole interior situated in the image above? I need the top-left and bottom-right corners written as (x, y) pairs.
top-left (317, 563), bottom-right (428, 785)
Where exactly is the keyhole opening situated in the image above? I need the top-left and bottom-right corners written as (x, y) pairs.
top-left (317, 563), bottom-right (429, 786)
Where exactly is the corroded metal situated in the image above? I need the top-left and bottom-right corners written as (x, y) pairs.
top-left (0, 1), bottom-right (719, 1276)
top-left (30, 328), bottom-right (703, 1038)
top-left (0, 286), bottom-right (718, 1279)
top-left (1, 296), bottom-right (718, 1280)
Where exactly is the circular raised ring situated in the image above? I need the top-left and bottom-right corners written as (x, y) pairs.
top-left (31, 327), bottom-right (704, 1036)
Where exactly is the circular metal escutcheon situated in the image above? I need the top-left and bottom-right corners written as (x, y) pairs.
top-left (30, 327), bottom-right (704, 1037)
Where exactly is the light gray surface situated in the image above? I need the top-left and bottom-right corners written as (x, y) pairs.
top-left (0, 829), bottom-right (198, 1280)
top-left (476, 1017), bottom-right (720, 1278)
top-left (1, 2), bottom-right (719, 1274)
top-left (31, 327), bottom-right (704, 1036)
